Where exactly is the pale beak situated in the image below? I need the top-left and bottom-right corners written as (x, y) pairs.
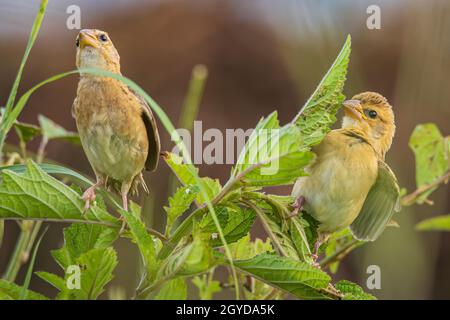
top-left (78, 31), bottom-right (98, 49)
top-left (343, 99), bottom-right (366, 121)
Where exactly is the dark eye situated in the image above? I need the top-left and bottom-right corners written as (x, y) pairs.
top-left (98, 34), bottom-right (108, 42)
top-left (75, 38), bottom-right (80, 47)
top-left (368, 110), bottom-right (377, 119)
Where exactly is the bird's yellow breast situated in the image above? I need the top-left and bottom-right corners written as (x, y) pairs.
top-left (292, 129), bottom-right (378, 233)
top-left (74, 77), bottom-right (149, 182)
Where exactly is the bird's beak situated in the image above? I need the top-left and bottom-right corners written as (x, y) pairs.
top-left (343, 99), bottom-right (367, 121)
top-left (78, 31), bottom-right (98, 49)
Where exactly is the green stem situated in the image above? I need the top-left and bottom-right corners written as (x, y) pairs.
top-left (319, 239), bottom-right (359, 268)
top-left (158, 206), bottom-right (207, 259)
top-left (2, 222), bottom-right (32, 281)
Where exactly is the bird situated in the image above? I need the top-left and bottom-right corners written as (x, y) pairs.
top-left (72, 29), bottom-right (160, 214)
top-left (292, 92), bottom-right (400, 257)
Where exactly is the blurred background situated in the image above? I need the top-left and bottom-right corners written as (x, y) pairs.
top-left (0, 0), bottom-right (449, 299)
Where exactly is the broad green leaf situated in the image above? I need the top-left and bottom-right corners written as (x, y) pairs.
top-left (289, 216), bottom-right (314, 263)
top-left (0, 160), bottom-right (119, 226)
top-left (229, 235), bottom-right (276, 299)
top-left (409, 123), bottom-right (449, 203)
top-left (72, 247), bottom-right (118, 300)
top-left (120, 209), bottom-right (158, 281)
top-left (1, 162), bottom-right (122, 211)
top-left (14, 121), bottom-right (41, 143)
top-left (35, 271), bottom-right (66, 292)
top-left (230, 234), bottom-right (273, 260)
top-left (201, 206), bottom-right (256, 247)
top-left (416, 214), bottom-right (450, 231)
top-left (1, 163), bottom-right (93, 186)
top-left (233, 253), bottom-right (331, 299)
top-left (0, 279), bottom-right (48, 300)
top-left (51, 223), bottom-right (119, 269)
top-left (38, 114), bottom-right (80, 144)
top-left (192, 274), bottom-right (222, 300)
top-left (256, 210), bottom-right (300, 260)
top-left (154, 278), bottom-right (187, 300)
top-left (163, 152), bottom-right (221, 204)
top-left (164, 185), bottom-right (199, 233)
top-left (233, 112), bottom-right (314, 186)
top-left (293, 35), bottom-right (351, 147)
top-left (335, 280), bottom-right (376, 300)
top-left (160, 233), bottom-right (215, 278)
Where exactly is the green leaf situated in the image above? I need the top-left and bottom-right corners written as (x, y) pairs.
top-left (201, 206), bottom-right (256, 247)
top-left (120, 209), bottom-right (158, 281)
top-left (256, 210), bottom-right (300, 260)
top-left (233, 112), bottom-right (315, 186)
top-left (14, 121), bottom-right (41, 144)
top-left (164, 185), bottom-right (199, 233)
top-left (335, 280), bottom-right (376, 300)
top-left (409, 123), bottom-right (449, 203)
top-left (289, 216), bottom-right (314, 263)
top-left (192, 274), bottom-right (222, 300)
top-left (0, 160), bottom-right (120, 226)
top-left (230, 234), bottom-right (273, 260)
top-left (154, 278), bottom-right (187, 300)
top-left (293, 35), bottom-right (351, 147)
top-left (38, 114), bottom-right (80, 144)
top-left (163, 152), bottom-right (221, 204)
top-left (416, 214), bottom-right (450, 231)
top-left (233, 253), bottom-right (331, 299)
top-left (35, 271), bottom-right (66, 291)
top-left (51, 223), bottom-right (118, 269)
top-left (0, 279), bottom-right (48, 300)
top-left (72, 247), bottom-right (118, 300)
top-left (160, 233), bottom-right (215, 278)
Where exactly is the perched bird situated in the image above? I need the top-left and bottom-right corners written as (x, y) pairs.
top-left (73, 29), bottom-right (160, 213)
top-left (292, 92), bottom-right (400, 254)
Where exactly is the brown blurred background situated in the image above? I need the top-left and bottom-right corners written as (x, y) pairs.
top-left (0, 0), bottom-right (449, 299)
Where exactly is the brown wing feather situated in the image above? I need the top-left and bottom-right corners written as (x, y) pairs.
top-left (130, 89), bottom-right (161, 172)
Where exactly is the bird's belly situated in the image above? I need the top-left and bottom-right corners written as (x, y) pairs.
top-left (78, 122), bottom-right (147, 182)
top-left (293, 142), bottom-right (377, 233)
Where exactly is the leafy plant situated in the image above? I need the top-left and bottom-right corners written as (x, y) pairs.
top-left (0, 1), bottom-right (448, 301)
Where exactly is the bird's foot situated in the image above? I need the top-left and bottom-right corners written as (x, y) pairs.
top-left (310, 253), bottom-right (321, 269)
top-left (82, 186), bottom-right (97, 213)
top-left (288, 196), bottom-right (305, 219)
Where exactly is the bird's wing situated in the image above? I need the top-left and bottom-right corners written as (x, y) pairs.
top-left (350, 161), bottom-right (400, 241)
top-left (131, 89), bottom-right (161, 172)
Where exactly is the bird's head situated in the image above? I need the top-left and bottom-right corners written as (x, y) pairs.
top-left (75, 29), bottom-right (120, 74)
top-left (341, 92), bottom-right (395, 159)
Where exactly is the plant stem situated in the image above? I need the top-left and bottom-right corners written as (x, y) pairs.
top-left (401, 170), bottom-right (450, 206)
top-left (242, 200), bottom-right (289, 257)
top-left (158, 206), bottom-right (207, 259)
top-left (319, 239), bottom-right (359, 268)
top-left (2, 222), bottom-right (32, 281)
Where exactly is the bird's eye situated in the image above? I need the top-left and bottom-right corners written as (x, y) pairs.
top-left (98, 34), bottom-right (108, 42)
top-left (368, 110), bottom-right (378, 119)
top-left (75, 38), bottom-right (80, 47)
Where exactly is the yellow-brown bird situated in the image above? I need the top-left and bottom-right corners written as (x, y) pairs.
top-left (72, 29), bottom-right (160, 212)
top-left (292, 92), bottom-right (400, 254)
